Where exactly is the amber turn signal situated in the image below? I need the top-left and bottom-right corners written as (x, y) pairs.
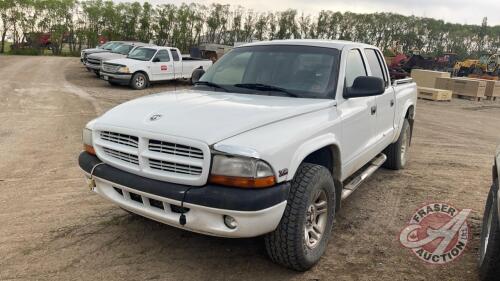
top-left (84, 144), bottom-right (96, 155)
top-left (209, 175), bottom-right (276, 188)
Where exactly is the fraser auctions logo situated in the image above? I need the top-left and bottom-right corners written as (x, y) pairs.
top-left (399, 203), bottom-right (472, 265)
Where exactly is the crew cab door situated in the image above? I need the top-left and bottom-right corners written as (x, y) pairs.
top-left (339, 49), bottom-right (378, 175)
top-left (170, 48), bottom-right (182, 79)
top-left (364, 48), bottom-right (396, 147)
top-left (151, 49), bottom-right (174, 81)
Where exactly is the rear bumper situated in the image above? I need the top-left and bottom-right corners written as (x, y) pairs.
top-left (100, 71), bottom-right (132, 83)
top-left (78, 152), bottom-right (289, 237)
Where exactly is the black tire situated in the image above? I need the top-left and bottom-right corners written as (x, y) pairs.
top-left (108, 81), bottom-right (120, 86)
top-left (130, 72), bottom-right (148, 90)
top-left (93, 70), bottom-right (100, 77)
top-left (383, 118), bottom-right (411, 170)
top-left (479, 181), bottom-right (500, 281)
top-left (264, 163), bottom-right (336, 271)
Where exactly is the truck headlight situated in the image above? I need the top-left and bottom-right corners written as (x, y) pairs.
top-left (209, 155), bottom-right (275, 188)
top-left (117, 66), bottom-right (130, 73)
top-left (82, 128), bottom-right (95, 155)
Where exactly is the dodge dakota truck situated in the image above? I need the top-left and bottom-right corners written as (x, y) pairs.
top-left (85, 42), bottom-right (152, 77)
top-left (479, 145), bottom-right (500, 280)
top-left (80, 41), bottom-right (124, 65)
top-left (99, 46), bottom-right (213, 89)
top-left (78, 40), bottom-right (417, 270)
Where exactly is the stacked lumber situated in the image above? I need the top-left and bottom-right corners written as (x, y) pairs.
top-left (412, 70), bottom-right (453, 101)
top-left (435, 77), bottom-right (487, 101)
top-left (411, 69), bottom-right (450, 88)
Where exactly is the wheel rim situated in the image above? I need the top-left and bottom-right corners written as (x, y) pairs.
top-left (400, 126), bottom-right (410, 166)
top-left (480, 203), bottom-right (494, 265)
top-left (135, 76), bottom-right (145, 88)
top-left (304, 189), bottom-right (328, 249)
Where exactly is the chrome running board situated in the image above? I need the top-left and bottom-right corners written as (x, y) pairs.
top-left (341, 153), bottom-right (387, 200)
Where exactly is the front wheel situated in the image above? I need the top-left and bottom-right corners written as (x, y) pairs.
top-left (130, 72), bottom-right (148, 90)
top-left (479, 182), bottom-right (500, 281)
top-left (383, 118), bottom-right (411, 170)
top-left (264, 163), bottom-right (336, 271)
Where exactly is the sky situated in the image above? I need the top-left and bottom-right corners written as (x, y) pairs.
top-left (122, 0), bottom-right (500, 26)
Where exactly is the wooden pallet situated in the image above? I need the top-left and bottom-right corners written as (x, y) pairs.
top-left (485, 96), bottom-right (498, 101)
top-left (453, 94), bottom-right (483, 101)
top-left (417, 87), bottom-right (452, 101)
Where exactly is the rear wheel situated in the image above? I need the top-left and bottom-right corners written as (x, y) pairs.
top-left (264, 163), bottom-right (336, 271)
top-left (130, 72), bottom-right (148, 90)
top-left (479, 182), bottom-right (500, 281)
top-left (383, 119), bottom-right (410, 170)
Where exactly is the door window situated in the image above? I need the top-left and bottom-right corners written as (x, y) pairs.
top-left (364, 49), bottom-right (388, 87)
top-left (154, 50), bottom-right (170, 62)
top-left (170, 49), bottom-right (180, 61)
top-left (345, 50), bottom-right (367, 88)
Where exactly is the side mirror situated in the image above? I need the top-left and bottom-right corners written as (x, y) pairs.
top-left (152, 57), bottom-right (160, 63)
top-left (191, 68), bottom-right (206, 84)
top-left (344, 76), bottom-right (385, 99)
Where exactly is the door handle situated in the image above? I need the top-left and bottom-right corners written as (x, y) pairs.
top-left (371, 105), bottom-right (377, 115)
top-left (390, 99), bottom-right (395, 107)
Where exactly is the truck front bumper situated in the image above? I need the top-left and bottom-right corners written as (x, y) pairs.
top-left (78, 152), bottom-right (289, 238)
top-left (100, 71), bottom-right (132, 84)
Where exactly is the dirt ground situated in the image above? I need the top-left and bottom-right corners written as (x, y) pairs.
top-left (1, 55), bottom-right (499, 281)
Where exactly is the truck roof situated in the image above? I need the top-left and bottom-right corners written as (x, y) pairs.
top-left (237, 39), bottom-right (377, 51)
top-left (136, 46), bottom-right (178, 51)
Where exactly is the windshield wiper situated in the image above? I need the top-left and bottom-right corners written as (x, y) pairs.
top-left (194, 81), bottom-right (228, 92)
top-left (234, 83), bottom-right (298, 97)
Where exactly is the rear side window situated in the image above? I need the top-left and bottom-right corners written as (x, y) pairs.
top-left (171, 49), bottom-right (180, 61)
top-left (345, 49), bottom-right (367, 88)
top-left (364, 49), bottom-right (387, 86)
top-left (155, 50), bottom-right (170, 62)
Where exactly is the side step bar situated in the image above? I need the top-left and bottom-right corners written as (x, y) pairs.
top-left (341, 153), bottom-right (387, 200)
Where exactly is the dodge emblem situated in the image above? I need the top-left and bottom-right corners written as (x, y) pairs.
top-left (150, 114), bottom-right (162, 121)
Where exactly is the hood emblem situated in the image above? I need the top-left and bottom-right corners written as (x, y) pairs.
top-left (149, 114), bottom-right (163, 121)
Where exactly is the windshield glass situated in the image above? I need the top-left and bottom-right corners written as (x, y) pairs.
top-left (99, 42), bottom-right (112, 49)
top-left (127, 48), bottom-right (157, 61)
top-left (198, 45), bottom-right (340, 99)
top-left (103, 42), bottom-right (122, 50)
top-left (113, 44), bottom-right (134, 55)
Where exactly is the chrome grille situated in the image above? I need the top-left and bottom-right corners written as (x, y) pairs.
top-left (100, 131), bottom-right (138, 148)
top-left (87, 58), bottom-right (101, 65)
top-left (102, 147), bottom-right (139, 165)
top-left (149, 140), bottom-right (203, 159)
top-left (149, 159), bottom-right (202, 175)
top-left (102, 63), bottom-right (120, 73)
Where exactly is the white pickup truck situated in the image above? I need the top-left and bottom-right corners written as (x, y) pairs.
top-left (85, 42), bottom-right (151, 77)
top-left (79, 40), bottom-right (417, 271)
top-left (80, 41), bottom-right (124, 64)
top-left (100, 46), bottom-right (213, 89)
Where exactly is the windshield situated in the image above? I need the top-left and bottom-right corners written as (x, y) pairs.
top-left (103, 42), bottom-right (122, 50)
top-left (113, 44), bottom-right (134, 55)
top-left (198, 45), bottom-right (340, 99)
top-left (127, 48), bottom-right (157, 61)
top-left (99, 42), bottom-right (112, 49)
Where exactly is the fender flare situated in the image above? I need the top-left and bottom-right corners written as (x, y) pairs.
top-left (287, 133), bottom-right (341, 181)
top-left (393, 102), bottom-right (415, 143)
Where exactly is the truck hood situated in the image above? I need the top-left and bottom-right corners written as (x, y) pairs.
top-left (83, 48), bottom-right (108, 55)
top-left (105, 57), bottom-right (145, 67)
top-left (94, 90), bottom-right (334, 144)
top-left (88, 52), bottom-right (126, 61)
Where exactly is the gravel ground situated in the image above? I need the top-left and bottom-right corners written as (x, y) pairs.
top-left (1, 55), bottom-right (500, 281)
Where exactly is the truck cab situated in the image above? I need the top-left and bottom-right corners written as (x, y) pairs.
top-left (85, 42), bottom-right (151, 76)
top-left (101, 46), bottom-right (213, 89)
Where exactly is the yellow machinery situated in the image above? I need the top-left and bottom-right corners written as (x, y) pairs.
top-left (454, 49), bottom-right (500, 76)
